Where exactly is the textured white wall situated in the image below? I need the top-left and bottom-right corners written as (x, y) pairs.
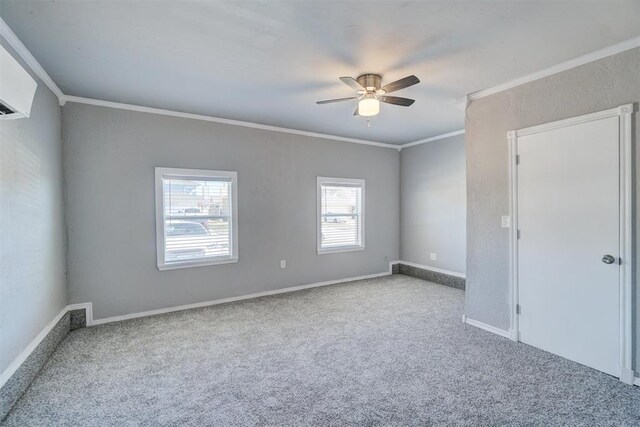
top-left (465, 47), bottom-right (640, 373)
top-left (0, 39), bottom-right (66, 374)
top-left (400, 134), bottom-right (466, 273)
top-left (62, 103), bottom-right (400, 320)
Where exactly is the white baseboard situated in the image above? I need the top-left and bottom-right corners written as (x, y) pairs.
top-left (1, 272), bottom-right (392, 386)
top-left (390, 260), bottom-right (466, 279)
top-left (464, 317), bottom-right (639, 387)
top-left (91, 271), bottom-right (392, 326)
top-left (0, 307), bottom-right (67, 389)
top-left (0, 302), bottom-right (92, 389)
top-left (67, 302), bottom-right (94, 326)
top-left (463, 316), bottom-right (510, 339)
top-left (620, 368), bottom-right (636, 385)
top-left (4, 275), bottom-right (635, 390)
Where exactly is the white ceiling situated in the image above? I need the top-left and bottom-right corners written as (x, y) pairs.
top-left (1, 1), bottom-right (639, 145)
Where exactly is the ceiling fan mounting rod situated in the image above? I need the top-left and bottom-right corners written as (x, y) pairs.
top-left (357, 74), bottom-right (382, 91)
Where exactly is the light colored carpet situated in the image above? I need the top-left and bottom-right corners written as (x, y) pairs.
top-left (2, 275), bottom-right (639, 426)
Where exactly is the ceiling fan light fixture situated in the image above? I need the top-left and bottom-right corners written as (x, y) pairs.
top-left (317, 74), bottom-right (419, 119)
top-left (358, 95), bottom-right (379, 117)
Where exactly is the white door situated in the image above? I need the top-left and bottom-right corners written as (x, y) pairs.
top-left (517, 116), bottom-right (620, 377)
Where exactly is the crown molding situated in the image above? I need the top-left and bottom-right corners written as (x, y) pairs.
top-left (0, 17), bottom-right (399, 149)
top-left (4, 13), bottom-right (637, 148)
top-left (64, 96), bottom-right (401, 150)
top-left (399, 129), bottom-right (465, 149)
top-left (454, 95), bottom-right (468, 111)
top-left (464, 35), bottom-right (640, 103)
top-left (0, 16), bottom-right (65, 105)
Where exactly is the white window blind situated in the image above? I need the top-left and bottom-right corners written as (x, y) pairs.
top-left (317, 177), bottom-right (365, 253)
top-left (155, 168), bottom-right (238, 270)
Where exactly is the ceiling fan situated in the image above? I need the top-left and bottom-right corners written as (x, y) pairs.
top-left (316, 74), bottom-right (420, 117)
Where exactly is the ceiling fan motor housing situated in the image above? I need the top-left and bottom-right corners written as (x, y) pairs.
top-left (357, 74), bottom-right (382, 91)
top-left (315, 74), bottom-right (418, 112)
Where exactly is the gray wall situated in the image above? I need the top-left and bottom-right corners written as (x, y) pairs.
top-left (465, 47), bottom-right (639, 372)
top-left (400, 134), bottom-right (466, 274)
top-left (62, 103), bottom-right (400, 320)
top-left (0, 39), bottom-right (66, 374)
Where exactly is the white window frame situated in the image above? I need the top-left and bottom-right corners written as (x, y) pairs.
top-left (155, 167), bottom-right (238, 270)
top-left (317, 176), bottom-right (365, 254)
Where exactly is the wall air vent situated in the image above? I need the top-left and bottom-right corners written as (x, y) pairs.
top-left (0, 101), bottom-right (15, 115)
top-left (0, 44), bottom-right (37, 120)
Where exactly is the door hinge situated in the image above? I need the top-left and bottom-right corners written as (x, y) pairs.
top-left (516, 155), bottom-right (520, 165)
top-left (517, 229), bottom-right (521, 239)
top-left (516, 304), bottom-right (521, 315)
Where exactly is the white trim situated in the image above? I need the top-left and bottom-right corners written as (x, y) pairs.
top-left (618, 104), bottom-right (634, 385)
top-left (467, 36), bottom-right (640, 102)
top-left (515, 105), bottom-right (631, 138)
top-left (91, 271), bottom-right (390, 325)
top-left (317, 176), bottom-right (366, 255)
top-left (0, 307), bottom-right (68, 388)
top-left (399, 129), bottom-right (465, 149)
top-left (508, 104), bottom-right (635, 384)
top-left (620, 368), bottom-right (636, 386)
top-left (454, 96), bottom-right (468, 112)
top-left (64, 96), bottom-right (400, 150)
top-left (1, 18), bottom-right (637, 149)
top-left (155, 167), bottom-right (239, 271)
top-left (0, 20), bottom-right (415, 150)
top-left (634, 377), bottom-right (640, 387)
top-left (390, 260), bottom-right (466, 279)
top-left (65, 95), bottom-right (469, 151)
top-left (0, 302), bottom-right (93, 389)
top-left (464, 317), bottom-right (511, 339)
top-left (316, 246), bottom-right (366, 255)
top-left (507, 130), bottom-right (519, 343)
top-left (0, 20), bottom-right (441, 150)
top-left (0, 16), bottom-right (65, 104)
top-left (158, 257), bottom-right (238, 271)
top-left (67, 302), bottom-right (94, 327)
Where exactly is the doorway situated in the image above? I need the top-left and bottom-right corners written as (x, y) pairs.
top-left (508, 104), bottom-right (634, 383)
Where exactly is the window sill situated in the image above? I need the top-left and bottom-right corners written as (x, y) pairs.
top-left (158, 257), bottom-right (238, 271)
top-left (317, 246), bottom-right (365, 255)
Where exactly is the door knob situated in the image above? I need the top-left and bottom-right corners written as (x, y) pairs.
top-left (602, 254), bottom-right (616, 264)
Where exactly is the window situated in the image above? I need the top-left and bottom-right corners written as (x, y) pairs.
top-left (155, 168), bottom-right (238, 270)
top-left (317, 177), bottom-right (365, 254)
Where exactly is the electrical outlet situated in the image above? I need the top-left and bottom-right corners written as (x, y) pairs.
top-left (280, 260), bottom-right (286, 269)
top-left (501, 215), bottom-right (511, 228)
top-left (430, 253), bottom-right (437, 261)
top-left (384, 256), bottom-right (389, 262)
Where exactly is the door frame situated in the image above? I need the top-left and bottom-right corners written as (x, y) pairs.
top-left (507, 104), bottom-right (635, 384)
